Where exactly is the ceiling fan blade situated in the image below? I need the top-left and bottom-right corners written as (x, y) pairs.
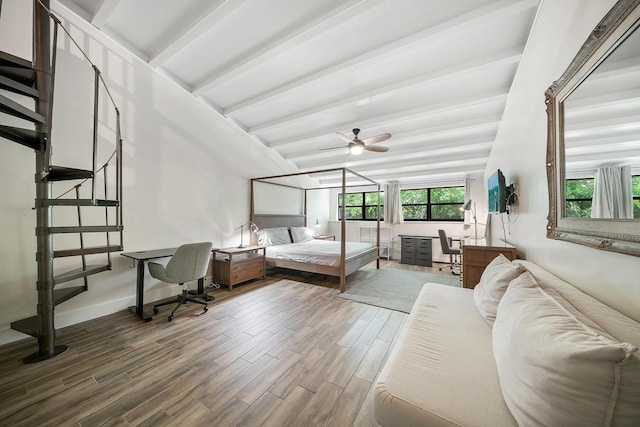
top-left (319, 145), bottom-right (347, 151)
top-left (336, 132), bottom-right (353, 143)
top-left (362, 133), bottom-right (391, 145)
top-left (364, 145), bottom-right (389, 152)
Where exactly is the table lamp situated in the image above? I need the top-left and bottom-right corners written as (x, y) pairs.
top-left (460, 200), bottom-right (478, 240)
top-left (236, 222), bottom-right (259, 248)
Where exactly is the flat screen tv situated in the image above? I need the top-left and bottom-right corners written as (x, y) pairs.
top-left (488, 169), bottom-right (507, 213)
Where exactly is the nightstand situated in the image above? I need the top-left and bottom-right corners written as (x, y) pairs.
top-left (313, 235), bottom-right (335, 241)
top-left (213, 245), bottom-right (266, 290)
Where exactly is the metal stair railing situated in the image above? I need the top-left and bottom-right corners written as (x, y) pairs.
top-left (2, 0), bottom-right (125, 363)
top-left (74, 185), bottom-right (88, 291)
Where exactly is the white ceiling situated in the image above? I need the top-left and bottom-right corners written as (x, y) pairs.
top-left (57, 0), bottom-right (541, 187)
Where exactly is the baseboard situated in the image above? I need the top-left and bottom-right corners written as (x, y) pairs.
top-left (0, 277), bottom-right (214, 347)
top-left (0, 327), bottom-right (31, 346)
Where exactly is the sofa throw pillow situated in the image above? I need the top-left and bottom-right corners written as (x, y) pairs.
top-left (472, 253), bottom-right (525, 326)
top-left (493, 272), bottom-right (640, 426)
top-left (290, 226), bottom-right (314, 243)
top-left (256, 227), bottom-right (291, 246)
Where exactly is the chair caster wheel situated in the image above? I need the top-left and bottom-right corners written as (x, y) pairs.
top-left (168, 315), bottom-right (174, 321)
top-left (153, 308), bottom-right (159, 314)
top-left (203, 306), bottom-right (208, 312)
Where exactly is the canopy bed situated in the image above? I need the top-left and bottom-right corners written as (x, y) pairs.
top-left (250, 168), bottom-right (381, 292)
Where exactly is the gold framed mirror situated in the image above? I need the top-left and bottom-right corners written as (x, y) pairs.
top-left (546, 0), bottom-right (640, 257)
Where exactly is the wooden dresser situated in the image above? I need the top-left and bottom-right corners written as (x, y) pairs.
top-left (462, 239), bottom-right (516, 289)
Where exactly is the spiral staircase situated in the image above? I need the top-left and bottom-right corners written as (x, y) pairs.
top-left (1, 0), bottom-right (123, 362)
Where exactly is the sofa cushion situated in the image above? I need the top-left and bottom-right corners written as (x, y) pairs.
top-left (373, 283), bottom-right (517, 427)
top-left (515, 260), bottom-right (640, 347)
top-left (493, 272), bottom-right (640, 426)
top-left (473, 253), bottom-right (526, 326)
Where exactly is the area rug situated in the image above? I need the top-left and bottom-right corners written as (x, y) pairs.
top-left (340, 267), bottom-right (460, 313)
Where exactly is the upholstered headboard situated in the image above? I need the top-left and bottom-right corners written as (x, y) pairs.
top-left (251, 214), bottom-right (306, 245)
top-left (252, 214), bottom-right (305, 229)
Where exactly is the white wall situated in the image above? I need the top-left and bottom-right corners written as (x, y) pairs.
top-left (486, 0), bottom-right (640, 321)
top-left (0, 2), bottom-right (297, 344)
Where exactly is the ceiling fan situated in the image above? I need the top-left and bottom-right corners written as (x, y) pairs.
top-left (321, 128), bottom-right (392, 155)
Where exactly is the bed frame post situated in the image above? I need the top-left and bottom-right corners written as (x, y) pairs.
top-left (340, 168), bottom-right (347, 292)
top-left (377, 183), bottom-right (381, 270)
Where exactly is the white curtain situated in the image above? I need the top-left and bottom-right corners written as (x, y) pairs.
top-left (384, 183), bottom-right (404, 225)
top-left (591, 165), bottom-right (633, 219)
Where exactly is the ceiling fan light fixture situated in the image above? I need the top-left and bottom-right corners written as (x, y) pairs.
top-left (349, 144), bottom-right (364, 155)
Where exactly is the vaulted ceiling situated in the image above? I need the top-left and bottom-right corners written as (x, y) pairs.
top-left (57, 0), bottom-right (541, 186)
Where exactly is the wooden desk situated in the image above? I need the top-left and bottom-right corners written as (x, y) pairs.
top-left (461, 239), bottom-right (516, 289)
top-left (121, 247), bottom-right (216, 321)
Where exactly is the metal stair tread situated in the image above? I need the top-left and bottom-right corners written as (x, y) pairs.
top-left (0, 93), bottom-right (44, 123)
top-left (54, 245), bottom-right (123, 258)
top-left (11, 316), bottom-right (38, 337)
top-left (0, 124), bottom-right (44, 150)
top-left (44, 166), bottom-right (94, 181)
top-left (0, 74), bottom-right (38, 97)
top-left (39, 198), bottom-right (120, 207)
top-left (54, 264), bottom-right (111, 285)
top-left (47, 225), bottom-right (122, 234)
top-left (0, 51), bottom-right (33, 69)
top-left (54, 286), bottom-right (86, 304)
top-left (0, 65), bottom-right (36, 87)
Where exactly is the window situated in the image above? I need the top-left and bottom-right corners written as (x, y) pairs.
top-left (565, 176), bottom-right (640, 218)
top-left (338, 191), bottom-right (383, 220)
top-left (401, 186), bottom-right (465, 221)
top-left (338, 186), bottom-right (464, 221)
top-left (634, 175), bottom-right (640, 218)
top-left (565, 178), bottom-right (594, 218)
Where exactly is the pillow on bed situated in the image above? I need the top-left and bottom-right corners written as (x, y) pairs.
top-left (257, 227), bottom-right (291, 246)
top-left (290, 226), bottom-right (314, 243)
top-left (473, 253), bottom-right (525, 326)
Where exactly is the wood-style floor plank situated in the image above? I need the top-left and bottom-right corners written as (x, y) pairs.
top-left (0, 260), bottom-right (452, 426)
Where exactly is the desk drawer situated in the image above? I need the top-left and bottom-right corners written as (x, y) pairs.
top-left (401, 254), bottom-right (416, 264)
top-left (415, 258), bottom-right (432, 267)
top-left (416, 239), bottom-right (431, 250)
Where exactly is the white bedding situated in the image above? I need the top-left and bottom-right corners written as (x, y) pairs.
top-left (265, 240), bottom-right (374, 266)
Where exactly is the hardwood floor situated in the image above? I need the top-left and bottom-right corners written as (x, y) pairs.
top-left (0, 260), bottom-right (454, 426)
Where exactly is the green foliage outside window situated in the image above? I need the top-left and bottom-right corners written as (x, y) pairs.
top-left (339, 186), bottom-right (464, 221)
top-left (565, 179), bottom-right (594, 218)
top-left (633, 176), bottom-right (640, 218)
top-left (338, 191), bottom-right (383, 220)
top-left (428, 187), bottom-right (465, 220)
top-left (565, 176), bottom-right (640, 218)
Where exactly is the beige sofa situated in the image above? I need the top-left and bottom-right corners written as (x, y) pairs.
top-left (373, 259), bottom-right (640, 426)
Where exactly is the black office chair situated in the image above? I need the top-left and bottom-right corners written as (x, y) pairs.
top-left (151, 242), bottom-right (213, 321)
top-left (438, 230), bottom-right (461, 275)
